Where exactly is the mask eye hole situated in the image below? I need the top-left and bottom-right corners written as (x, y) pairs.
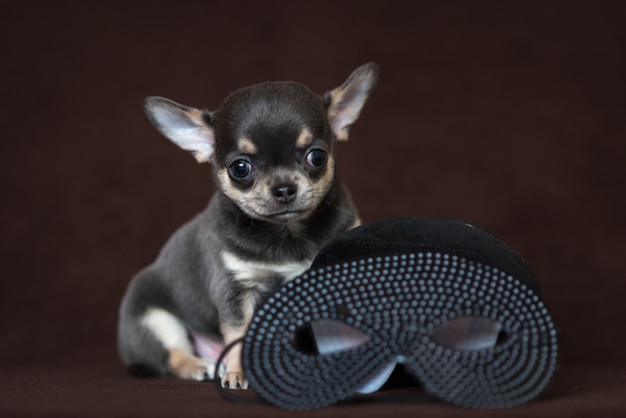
top-left (305, 149), bottom-right (327, 168)
top-left (291, 320), bottom-right (369, 355)
top-left (228, 159), bottom-right (253, 179)
top-left (430, 316), bottom-right (506, 351)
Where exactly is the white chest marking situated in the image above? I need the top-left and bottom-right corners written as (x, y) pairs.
top-left (221, 251), bottom-right (310, 286)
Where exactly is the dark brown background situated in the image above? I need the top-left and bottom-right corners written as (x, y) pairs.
top-left (1, 1), bottom-right (625, 416)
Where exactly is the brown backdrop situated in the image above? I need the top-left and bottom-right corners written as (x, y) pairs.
top-left (2, 1), bottom-right (625, 416)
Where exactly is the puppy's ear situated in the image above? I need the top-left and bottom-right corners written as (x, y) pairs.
top-left (325, 63), bottom-right (379, 141)
top-left (144, 97), bottom-right (215, 163)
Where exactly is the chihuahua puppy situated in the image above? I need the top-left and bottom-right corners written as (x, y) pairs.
top-left (118, 63), bottom-right (379, 389)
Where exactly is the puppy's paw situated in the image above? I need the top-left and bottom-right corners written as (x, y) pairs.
top-left (190, 364), bottom-right (212, 382)
top-left (176, 359), bottom-right (213, 381)
top-left (169, 349), bottom-right (221, 381)
top-left (221, 371), bottom-right (250, 390)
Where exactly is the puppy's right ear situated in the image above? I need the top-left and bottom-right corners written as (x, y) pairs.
top-left (144, 97), bottom-right (215, 163)
top-left (325, 63), bottom-right (379, 142)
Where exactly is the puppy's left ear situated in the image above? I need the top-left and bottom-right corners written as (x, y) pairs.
top-left (144, 97), bottom-right (215, 163)
top-left (325, 63), bottom-right (379, 141)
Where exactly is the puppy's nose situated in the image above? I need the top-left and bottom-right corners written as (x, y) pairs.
top-left (272, 183), bottom-right (297, 204)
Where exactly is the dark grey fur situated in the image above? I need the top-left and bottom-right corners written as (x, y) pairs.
top-left (117, 63), bottom-right (379, 384)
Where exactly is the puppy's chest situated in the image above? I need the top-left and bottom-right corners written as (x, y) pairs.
top-left (221, 251), bottom-right (311, 290)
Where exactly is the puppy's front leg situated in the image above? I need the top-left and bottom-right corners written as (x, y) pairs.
top-left (220, 324), bottom-right (250, 389)
top-left (219, 291), bottom-right (256, 389)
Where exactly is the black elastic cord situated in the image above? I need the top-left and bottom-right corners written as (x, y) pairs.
top-left (213, 337), bottom-right (266, 405)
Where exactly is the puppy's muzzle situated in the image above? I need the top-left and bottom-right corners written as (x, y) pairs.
top-left (272, 183), bottom-right (297, 204)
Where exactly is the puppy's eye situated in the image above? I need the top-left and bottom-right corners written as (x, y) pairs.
top-left (228, 159), bottom-right (253, 179)
top-left (305, 149), bottom-right (327, 167)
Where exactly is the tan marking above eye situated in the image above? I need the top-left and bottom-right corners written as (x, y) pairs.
top-left (238, 137), bottom-right (257, 155)
top-left (296, 128), bottom-right (313, 149)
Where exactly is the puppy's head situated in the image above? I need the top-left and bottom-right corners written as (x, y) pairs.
top-left (144, 63), bottom-right (378, 223)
